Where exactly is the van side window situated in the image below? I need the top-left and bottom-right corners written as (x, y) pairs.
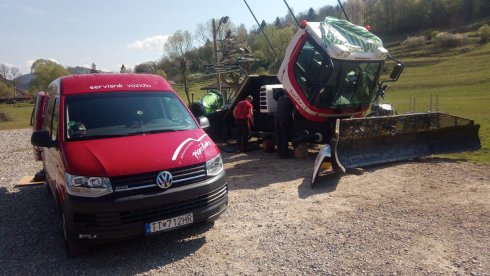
top-left (44, 97), bottom-right (59, 141)
top-left (51, 98), bottom-right (60, 141)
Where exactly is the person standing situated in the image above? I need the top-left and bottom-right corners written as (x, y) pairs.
top-left (233, 95), bottom-right (254, 153)
top-left (275, 90), bottom-right (294, 158)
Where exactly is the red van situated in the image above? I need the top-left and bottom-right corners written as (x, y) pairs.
top-left (31, 74), bottom-right (227, 256)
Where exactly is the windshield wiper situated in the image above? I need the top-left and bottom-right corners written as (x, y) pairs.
top-left (128, 129), bottom-right (180, 136)
top-left (68, 134), bottom-right (127, 141)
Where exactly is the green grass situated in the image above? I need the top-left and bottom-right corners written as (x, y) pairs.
top-left (0, 103), bottom-right (34, 130)
top-left (385, 43), bottom-right (490, 163)
top-left (172, 78), bottom-right (216, 104)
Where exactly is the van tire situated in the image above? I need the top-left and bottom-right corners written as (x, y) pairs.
top-left (62, 210), bottom-right (89, 257)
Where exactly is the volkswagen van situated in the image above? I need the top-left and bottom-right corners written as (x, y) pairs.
top-left (31, 74), bottom-right (227, 256)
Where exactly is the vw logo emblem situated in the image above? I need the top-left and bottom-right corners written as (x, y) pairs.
top-left (156, 171), bottom-right (173, 189)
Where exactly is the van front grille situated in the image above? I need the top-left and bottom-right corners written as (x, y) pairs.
top-left (73, 184), bottom-right (227, 228)
top-left (110, 163), bottom-right (207, 193)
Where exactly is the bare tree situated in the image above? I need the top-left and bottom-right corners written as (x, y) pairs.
top-left (195, 19), bottom-right (236, 45)
top-left (345, 0), bottom-right (366, 25)
top-left (164, 30), bottom-right (194, 105)
top-left (0, 64), bottom-right (10, 79)
top-left (10, 66), bottom-right (21, 80)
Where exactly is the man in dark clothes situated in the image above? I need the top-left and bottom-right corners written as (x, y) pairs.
top-left (275, 90), bottom-right (294, 158)
top-left (233, 95), bottom-right (254, 152)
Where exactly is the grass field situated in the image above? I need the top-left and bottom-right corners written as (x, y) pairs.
top-left (0, 103), bottom-right (34, 130)
top-left (1, 39), bottom-right (488, 163)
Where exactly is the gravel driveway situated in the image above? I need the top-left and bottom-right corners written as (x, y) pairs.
top-left (0, 129), bottom-right (489, 275)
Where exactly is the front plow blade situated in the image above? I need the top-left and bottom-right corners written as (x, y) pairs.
top-left (334, 112), bottom-right (481, 170)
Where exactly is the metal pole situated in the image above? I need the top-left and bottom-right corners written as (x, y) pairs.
top-left (283, 0), bottom-right (299, 27)
top-left (337, 0), bottom-right (351, 22)
top-left (430, 95), bottom-right (433, 112)
top-left (243, 0), bottom-right (279, 60)
top-left (436, 95), bottom-right (439, 112)
top-left (212, 19), bottom-right (222, 96)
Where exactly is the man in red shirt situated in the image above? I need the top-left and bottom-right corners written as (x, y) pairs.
top-left (233, 95), bottom-right (254, 152)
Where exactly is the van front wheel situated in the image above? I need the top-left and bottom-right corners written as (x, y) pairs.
top-left (62, 210), bottom-right (89, 257)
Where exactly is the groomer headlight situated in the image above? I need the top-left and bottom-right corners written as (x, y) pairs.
top-left (327, 44), bottom-right (351, 58)
top-left (65, 173), bottom-right (113, 197)
top-left (374, 47), bottom-right (389, 59)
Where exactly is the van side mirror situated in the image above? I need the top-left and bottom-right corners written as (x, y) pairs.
top-left (31, 130), bottom-right (56, 148)
top-left (198, 116), bottom-right (210, 130)
top-left (389, 63), bottom-right (404, 81)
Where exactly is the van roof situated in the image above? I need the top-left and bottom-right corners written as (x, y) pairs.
top-left (60, 73), bottom-right (173, 95)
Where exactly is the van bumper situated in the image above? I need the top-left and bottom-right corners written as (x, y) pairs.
top-left (62, 171), bottom-right (227, 244)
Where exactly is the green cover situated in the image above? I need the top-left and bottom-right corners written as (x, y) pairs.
top-left (198, 89), bottom-right (224, 114)
top-left (320, 17), bottom-right (383, 52)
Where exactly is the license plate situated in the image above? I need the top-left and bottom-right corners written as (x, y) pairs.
top-left (145, 213), bottom-right (193, 235)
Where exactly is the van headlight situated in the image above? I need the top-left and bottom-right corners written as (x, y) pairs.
top-left (64, 173), bottom-right (113, 197)
top-left (206, 154), bottom-right (224, 176)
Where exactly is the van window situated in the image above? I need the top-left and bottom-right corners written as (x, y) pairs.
top-left (43, 96), bottom-right (58, 140)
top-left (65, 91), bottom-right (198, 140)
top-left (51, 98), bottom-right (60, 141)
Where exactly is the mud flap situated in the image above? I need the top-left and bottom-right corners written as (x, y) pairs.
top-left (334, 112), bottom-right (481, 170)
top-left (312, 144), bottom-right (335, 186)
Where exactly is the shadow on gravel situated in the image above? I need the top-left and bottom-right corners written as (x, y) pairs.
top-left (410, 156), bottom-right (469, 164)
top-left (297, 174), bottom-right (341, 199)
top-left (352, 156), bottom-right (467, 174)
top-left (0, 184), bottom-right (216, 274)
top-left (222, 150), bottom-right (316, 191)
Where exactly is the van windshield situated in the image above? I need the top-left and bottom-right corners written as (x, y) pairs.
top-left (65, 91), bottom-right (198, 141)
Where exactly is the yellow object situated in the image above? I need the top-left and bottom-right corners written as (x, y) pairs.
top-left (15, 176), bottom-right (45, 187)
top-left (321, 161), bottom-right (332, 170)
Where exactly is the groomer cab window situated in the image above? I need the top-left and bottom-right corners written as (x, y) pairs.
top-left (293, 37), bottom-right (382, 110)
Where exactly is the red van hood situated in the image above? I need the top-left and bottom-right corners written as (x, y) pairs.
top-left (62, 129), bottom-right (219, 177)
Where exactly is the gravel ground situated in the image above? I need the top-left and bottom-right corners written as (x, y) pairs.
top-left (0, 128), bottom-right (489, 275)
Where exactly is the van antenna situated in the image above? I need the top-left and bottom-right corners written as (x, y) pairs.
top-left (283, 0), bottom-right (300, 27)
top-left (337, 0), bottom-right (350, 22)
top-left (243, 0), bottom-right (279, 60)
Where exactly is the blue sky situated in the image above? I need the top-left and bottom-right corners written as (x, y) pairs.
top-left (0, 0), bottom-right (338, 74)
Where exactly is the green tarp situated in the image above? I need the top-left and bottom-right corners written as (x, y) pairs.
top-left (320, 17), bottom-right (383, 52)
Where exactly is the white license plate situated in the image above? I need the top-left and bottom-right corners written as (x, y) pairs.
top-left (145, 213), bottom-right (193, 234)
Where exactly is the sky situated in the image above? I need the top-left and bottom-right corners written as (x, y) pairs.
top-left (0, 0), bottom-right (338, 75)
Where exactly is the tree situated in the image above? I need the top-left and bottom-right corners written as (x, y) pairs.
top-left (90, 63), bottom-right (97, 73)
top-left (163, 30), bottom-right (194, 105)
top-left (0, 80), bottom-right (13, 99)
top-left (29, 59), bottom-right (69, 92)
top-left (120, 64), bottom-right (127, 73)
top-left (254, 25), bottom-right (295, 74)
top-left (134, 61), bottom-right (157, 73)
top-left (0, 64), bottom-right (9, 79)
top-left (306, 7), bottom-right (317, 21)
top-left (195, 18), bottom-right (236, 46)
top-left (9, 66), bottom-right (21, 80)
top-left (344, 0), bottom-right (366, 25)
top-left (274, 17), bottom-right (282, 28)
